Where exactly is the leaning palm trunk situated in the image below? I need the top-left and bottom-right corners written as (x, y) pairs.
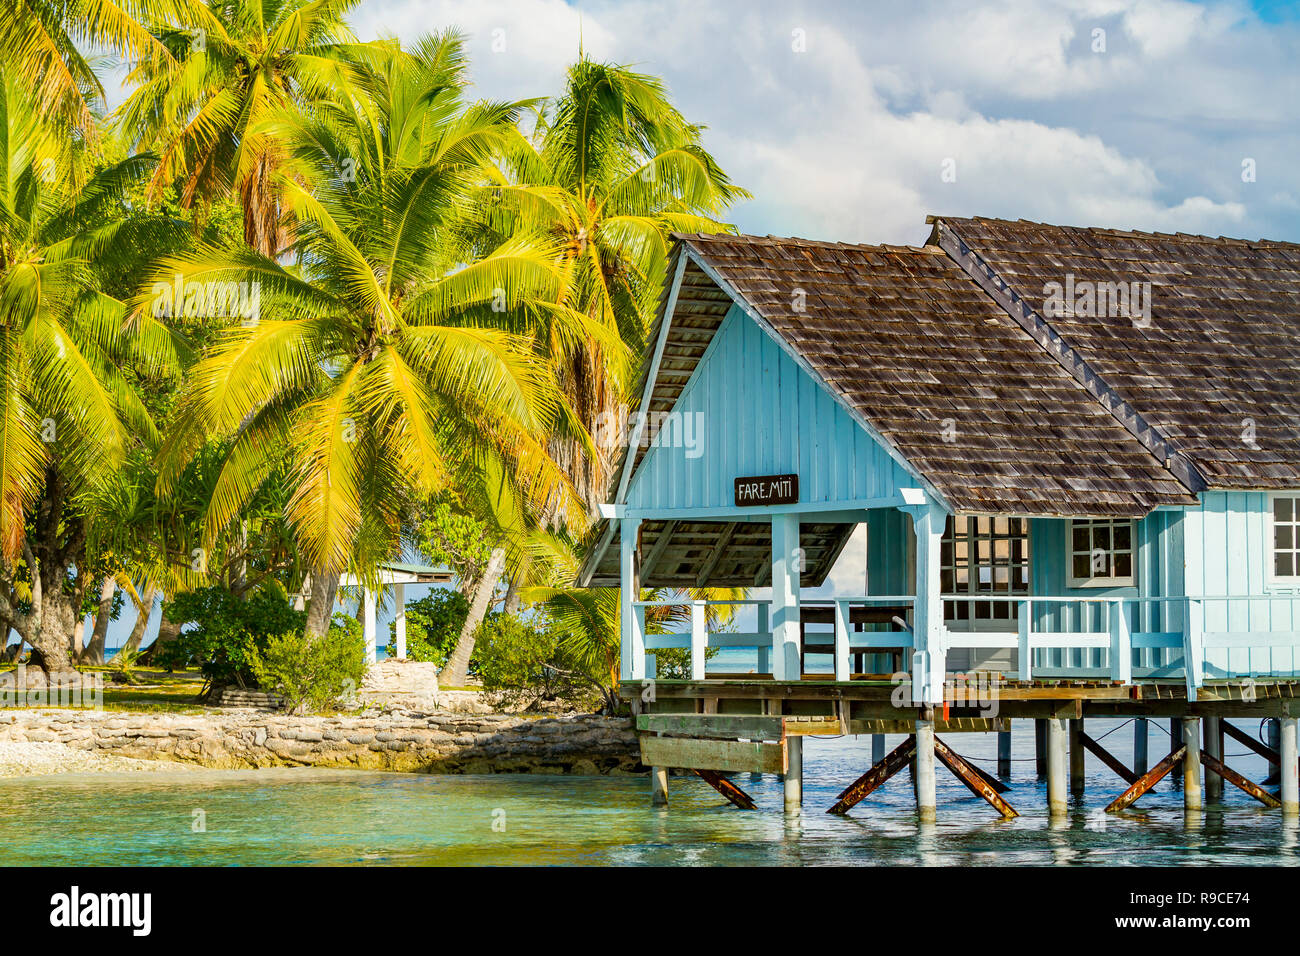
top-left (439, 546), bottom-right (507, 687)
top-left (117, 583), bottom-right (159, 658)
top-left (80, 575), bottom-right (115, 665)
top-left (304, 570), bottom-right (340, 639)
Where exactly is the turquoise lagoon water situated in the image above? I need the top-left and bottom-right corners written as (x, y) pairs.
top-left (2, 719), bottom-right (1297, 866)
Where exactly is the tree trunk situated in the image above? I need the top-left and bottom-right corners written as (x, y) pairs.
top-left (439, 546), bottom-right (506, 687)
top-left (304, 569), bottom-right (340, 638)
top-left (504, 574), bottom-right (522, 615)
top-left (26, 589), bottom-right (79, 678)
top-left (80, 575), bottom-right (115, 665)
top-left (136, 596), bottom-right (182, 665)
top-left (117, 583), bottom-right (158, 658)
top-left (71, 613), bottom-right (87, 659)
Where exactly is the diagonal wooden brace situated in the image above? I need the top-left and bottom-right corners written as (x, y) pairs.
top-left (1198, 749), bottom-right (1281, 809)
top-left (827, 735), bottom-right (916, 815)
top-left (934, 736), bottom-right (1019, 818)
top-left (1106, 745), bottom-right (1186, 812)
top-left (696, 769), bottom-right (757, 810)
top-left (1078, 729), bottom-right (1139, 785)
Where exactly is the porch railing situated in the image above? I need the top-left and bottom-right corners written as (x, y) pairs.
top-left (630, 592), bottom-right (1300, 695)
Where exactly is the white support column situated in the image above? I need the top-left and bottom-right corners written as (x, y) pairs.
top-left (833, 599), bottom-right (851, 682)
top-left (915, 717), bottom-right (936, 823)
top-left (1282, 717), bottom-right (1299, 816)
top-left (1183, 717), bottom-right (1203, 810)
top-left (393, 582), bottom-right (407, 660)
top-left (1184, 597), bottom-right (1204, 701)
top-left (620, 517), bottom-right (644, 682)
top-left (1109, 599), bottom-right (1132, 684)
top-left (690, 600), bottom-right (707, 681)
top-left (784, 736), bottom-right (803, 812)
top-left (903, 502), bottom-right (947, 706)
top-left (1047, 716), bottom-right (1068, 817)
top-left (771, 513), bottom-right (801, 681)
top-left (362, 586), bottom-right (377, 663)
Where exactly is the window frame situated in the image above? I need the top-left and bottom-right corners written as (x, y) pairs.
top-left (1267, 492), bottom-right (1300, 590)
top-left (1066, 517), bottom-right (1138, 589)
top-left (941, 515), bottom-right (1032, 631)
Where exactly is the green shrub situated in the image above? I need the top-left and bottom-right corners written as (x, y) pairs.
top-left (250, 627), bottom-right (368, 714)
top-left (475, 613), bottom-right (596, 706)
top-left (386, 588), bottom-right (468, 665)
top-left (159, 587), bottom-right (306, 688)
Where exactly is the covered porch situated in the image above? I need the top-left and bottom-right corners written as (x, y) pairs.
top-left (594, 498), bottom-right (1300, 704)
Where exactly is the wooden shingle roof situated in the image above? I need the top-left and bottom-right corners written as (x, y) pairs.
top-left (676, 232), bottom-right (1197, 516)
top-left (932, 216), bottom-right (1300, 490)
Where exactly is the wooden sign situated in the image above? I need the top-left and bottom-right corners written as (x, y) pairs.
top-left (733, 474), bottom-right (799, 507)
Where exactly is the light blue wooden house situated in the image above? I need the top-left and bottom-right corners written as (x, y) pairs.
top-left (579, 217), bottom-right (1300, 707)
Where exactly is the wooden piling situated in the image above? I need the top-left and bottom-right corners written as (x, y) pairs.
top-left (1267, 718), bottom-right (1283, 786)
top-left (997, 729), bottom-right (1012, 778)
top-left (916, 718), bottom-right (937, 823)
top-left (872, 733), bottom-right (885, 765)
top-left (1035, 719), bottom-right (1047, 778)
top-left (1047, 717), bottom-right (1068, 817)
top-left (784, 735), bottom-right (803, 812)
top-left (1182, 717), bottom-right (1203, 811)
top-left (1133, 717), bottom-right (1149, 776)
top-left (651, 766), bottom-right (669, 806)
top-left (1069, 718), bottom-right (1085, 794)
top-left (1281, 717), bottom-right (1299, 816)
top-left (1203, 716), bottom-right (1223, 802)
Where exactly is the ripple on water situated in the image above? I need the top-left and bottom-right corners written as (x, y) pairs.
top-left (1, 720), bottom-right (1298, 865)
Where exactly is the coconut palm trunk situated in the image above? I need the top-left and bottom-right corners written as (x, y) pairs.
top-left (80, 575), bottom-right (115, 665)
top-left (439, 545), bottom-right (506, 687)
top-left (117, 583), bottom-right (158, 657)
top-left (304, 569), bottom-right (340, 639)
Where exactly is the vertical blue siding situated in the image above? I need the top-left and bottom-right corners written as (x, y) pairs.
top-left (625, 305), bottom-right (918, 511)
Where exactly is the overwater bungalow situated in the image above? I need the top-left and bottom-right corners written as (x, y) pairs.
top-left (578, 216), bottom-right (1300, 820)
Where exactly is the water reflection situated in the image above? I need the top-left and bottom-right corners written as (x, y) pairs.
top-left (0, 719), bottom-right (1296, 865)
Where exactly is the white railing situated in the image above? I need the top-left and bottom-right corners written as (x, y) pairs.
top-left (939, 593), bottom-right (1300, 698)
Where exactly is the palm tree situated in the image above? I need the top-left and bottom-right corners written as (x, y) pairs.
top-left (150, 33), bottom-right (598, 641)
top-left (117, 0), bottom-right (359, 255)
top-left (488, 57), bottom-right (750, 509)
top-left (0, 0), bottom-right (172, 134)
top-left (0, 71), bottom-right (181, 677)
top-left (527, 582), bottom-right (745, 713)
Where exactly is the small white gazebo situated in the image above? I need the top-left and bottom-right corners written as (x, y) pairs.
top-left (339, 561), bottom-right (455, 661)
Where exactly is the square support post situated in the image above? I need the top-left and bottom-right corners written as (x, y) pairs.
top-left (1203, 716), bottom-right (1223, 802)
top-left (901, 501), bottom-right (947, 706)
top-left (1133, 717), bottom-right (1149, 776)
top-left (1035, 719), bottom-right (1047, 778)
top-left (1069, 719), bottom-right (1085, 794)
top-left (998, 728), bottom-right (1012, 778)
top-left (393, 582), bottom-right (406, 660)
top-left (620, 517), bottom-right (644, 682)
top-left (651, 765), bottom-right (669, 807)
top-left (690, 600), bottom-right (707, 681)
top-left (362, 586), bottom-right (377, 663)
top-left (771, 513), bottom-right (801, 681)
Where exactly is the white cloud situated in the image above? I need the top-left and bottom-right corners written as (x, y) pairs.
top-left (341, 0), bottom-right (1300, 247)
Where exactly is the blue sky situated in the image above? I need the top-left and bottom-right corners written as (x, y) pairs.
top-left (91, 0), bottom-right (1300, 644)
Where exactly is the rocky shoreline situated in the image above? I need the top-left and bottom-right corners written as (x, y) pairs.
top-left (0, 709), bottom-right (642, 775)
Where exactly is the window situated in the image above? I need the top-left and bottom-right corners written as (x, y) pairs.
top-left (1271, 494), bottom-right (1300, 585)
top-left (941, 516), bottom-right (1030, 624)
top-left (1068, 518), bottom-right (1135, 587)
